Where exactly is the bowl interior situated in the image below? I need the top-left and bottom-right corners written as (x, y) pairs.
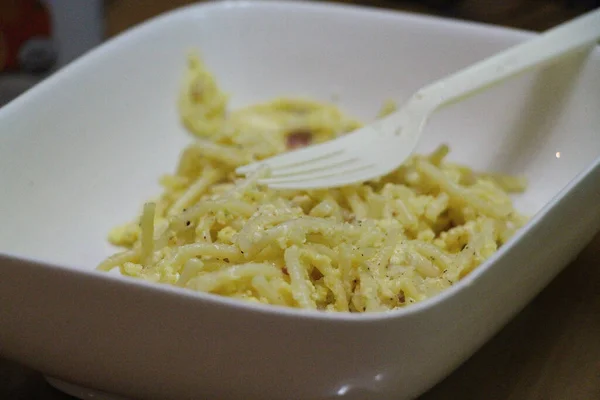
top-left (1, 1), bottom-right (599, 270)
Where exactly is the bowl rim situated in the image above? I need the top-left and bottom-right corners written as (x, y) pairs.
top-left (1, 0), bottom-right (599, 323)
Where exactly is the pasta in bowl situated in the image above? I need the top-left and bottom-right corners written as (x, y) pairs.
top-left (2, 2), bottom-right (599, 399)
top-left (98, 53), bottom-right (528, 312)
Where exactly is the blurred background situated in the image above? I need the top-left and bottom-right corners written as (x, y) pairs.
top-left (0, 0), bottom-right (598, 107)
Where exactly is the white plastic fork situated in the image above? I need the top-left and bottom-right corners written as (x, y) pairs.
top-left (236, 8), bottom-right (600, 190)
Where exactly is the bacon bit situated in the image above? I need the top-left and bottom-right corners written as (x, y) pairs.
top-left (282, 267), bottom-right (289, 275)
top-left (398, 290), bottom-right (406, 304)
top-left (286, 129), bottom-right (312, 150)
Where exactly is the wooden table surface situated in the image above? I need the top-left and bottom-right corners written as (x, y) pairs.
top-left (2, 1), bottom-right (598, 399)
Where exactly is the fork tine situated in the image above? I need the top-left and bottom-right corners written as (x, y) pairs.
top-left (269, 153), bottom-right (357, 178)
top-left (235, 140), bottom-right (345, 175)
top-left (265, 165), bottom-right (380, 190)
top-left (259, 163), bottom-right (375, 185)
top-left (235, 129), bottom-right (371, 175)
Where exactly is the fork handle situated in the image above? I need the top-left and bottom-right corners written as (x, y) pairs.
top-left (419, 8), bottom-right (600, 108)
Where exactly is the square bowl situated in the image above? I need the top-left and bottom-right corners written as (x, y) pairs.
top-left (1, 1), bottom-right (599, 399)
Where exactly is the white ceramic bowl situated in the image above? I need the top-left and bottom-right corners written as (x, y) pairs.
top-left (1, 2), bottom-right (599, 399)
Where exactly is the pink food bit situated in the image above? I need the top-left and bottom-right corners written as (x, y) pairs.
top-left (286, 130), bottom-right (312, 150)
